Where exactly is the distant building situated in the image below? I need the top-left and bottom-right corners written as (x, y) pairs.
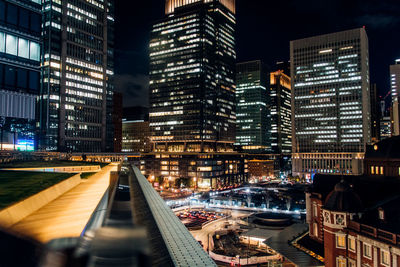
top-left (390, 59), bottom-right (400, 136)
top-left (364, 136), bottom-right (400, 176)
top-left (38, 0), bottom-right (115, 152)
top-left (121, 106), bottom-right (150, 153)
top-left (291, 28), bottom-right (371, 179)
top-left (145, 0), bottom-right (247, 188)
top-left (123, 106), bottom-right (149, 122)
top-left (113, 92), bottom-right (123, 153)
top-left (247, 160), bottom-right (274, 181)
top-left (270, 70), bottom-right (292, 155)
top-left (370, 84), bottom-right (380, 142)
top-left (275, 61), bottom-right (291, 76)
top-left (235, 60), bottom-right (270, 153)
top-left (0, 0), bottom-right (41, 151)
top-left (122, 121), bottom-right (151, 153)
top-left (149, 0), bottom-right (236, 153)
top-left (380, 116), bottom-right (392, 140)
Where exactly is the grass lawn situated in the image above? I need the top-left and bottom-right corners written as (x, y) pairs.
top-left (0, 171), bottom-right (73, 210)
top-left (0, 160), bottom-right (108, 169)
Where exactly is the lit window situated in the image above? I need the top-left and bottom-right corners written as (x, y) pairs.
top-left (336, 235), bottom-right (346, 248)
top-left (6, 34), bottom-right (17, 55)
top-left (336, 257), bottom-right (346, 267)
top-left (381, 250), bottom-right (390, 266)
top-left (371, 166), bottom-right (374, 174)
top-left (313, 204), bottom-right (318, 217)
top-left (348, 259), bottom-right (356, 267)
top-left (348, 237), bottom-right (356, 252)
top-left (380, 166), bottom-right (384, 175)
top-left (363, 243), bottom-right (372, 258)
top-left (375, 166), bottom-right (379, 175)
top-left (18, 38), bottom-right (29, 59)
top-left (0, 32), bottom-right (4, 52)
top-left (313, 223), bottom-right (318, 238)
top-left (29, 42), bottom-right (40, 61)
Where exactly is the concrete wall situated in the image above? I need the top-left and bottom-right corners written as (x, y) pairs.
top-left (0, 173), bottom-right (81, 228)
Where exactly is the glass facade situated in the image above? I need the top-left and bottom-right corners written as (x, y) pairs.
top-left (149, 0), bottom-right (236, 153)
top-left (290, 28), bottom-right (371, 178)
top-left (270, 70), bottom-right (292, 154)
top-left (39, 0), bottom-right (114, 152)
top-left (390, 60), bottom-right (400, 136)
top-left (235, 60), bottom-right (270, 153)
top-left (145, 0), bottom-right (247, 189)
top-left (0, 0), bottom-right (41, 150)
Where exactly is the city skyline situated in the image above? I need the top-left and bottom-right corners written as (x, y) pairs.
top-left (115, 0), bottom-right (400, 107)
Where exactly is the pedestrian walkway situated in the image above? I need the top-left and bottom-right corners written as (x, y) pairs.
top-left (10, 164), bottom-right (118, 243)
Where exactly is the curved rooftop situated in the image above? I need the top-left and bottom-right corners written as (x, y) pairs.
top-left (324, 180), bottom-right (363, 213)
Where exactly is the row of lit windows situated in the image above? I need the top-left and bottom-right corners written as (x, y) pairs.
top-left (0, 32), bottom-right (40, 61)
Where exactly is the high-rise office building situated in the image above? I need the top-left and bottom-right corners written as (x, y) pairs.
top-left (390, 59), bottom-right (400, 136)
top-left (145, 0), bottom-right (247, 189)
top-left (149, 0), bottom-right (236, 153)
top-left (39, 0), bottom-right (114, 152)
top-left (370, 83), bottom-right (380, 142)
top-left (270, 70), bottom-right (292, 154)
top-left (291, 28), bottom-right (371, 179)
top-left (0, 0), bottom-right (41, 151)
top-left (235, 60), bottom-right (269, 153)
top-left (113, 91), bottom-right (122, 153)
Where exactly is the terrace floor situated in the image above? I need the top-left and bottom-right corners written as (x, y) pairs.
top-left (10, 163), bottom-right (118, 243)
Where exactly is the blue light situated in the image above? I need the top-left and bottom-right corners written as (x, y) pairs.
top-left (17, 139), bottom-right (34, 151)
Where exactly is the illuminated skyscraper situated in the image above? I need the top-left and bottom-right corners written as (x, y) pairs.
top-left (144, 0), bottom-right (247, 189)
top-left (149, 0), bottom-right (236, 153)
top-left (390, 59), bottom-right (400, 136)
top-left (235, 60), bottom-right (269, 153)
top-left (39, 0), bottom-right (114, 152)
top-left (270, 70), bottom-right (292, 154)
top-left (0, 0), bottom-right (41, 151)
top-left (291, 28), bottom-right (371, 178)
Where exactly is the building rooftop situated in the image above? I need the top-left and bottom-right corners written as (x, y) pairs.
top-left (365, 136), bottom-right (400, 159)
top-left (324, 180), bottom-right (363, 213)
top-left (353, 196), bottom-right (400, 234)
top-left (309, 174), bottom-right (400, 209)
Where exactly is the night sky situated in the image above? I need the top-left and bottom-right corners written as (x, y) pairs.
top-left (114, 0), bottom-right (400, 108)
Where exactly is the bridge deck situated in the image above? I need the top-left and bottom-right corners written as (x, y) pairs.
top-left (10, 164), bottom-right (118, 243)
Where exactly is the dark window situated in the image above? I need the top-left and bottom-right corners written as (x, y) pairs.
top-left (5, 66), bottom-right (16, 88)
top-left (0, 0), bottom-right (5, 22)
top-left (0, 64), bottom-right (3, 86)
top-left (6, 3), bottom-right (17, 26)
top-left (19, 9), bottom-right (29, 30)
top-left (17, 68), bottom-right (28, 89)
top-left (30, 12), bottom-right (41, 33)
top-left (28, 70), bottom-right (39, 92)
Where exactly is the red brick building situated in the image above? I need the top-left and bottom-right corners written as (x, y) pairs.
top-left (306, 173), bottom-right (400, 267)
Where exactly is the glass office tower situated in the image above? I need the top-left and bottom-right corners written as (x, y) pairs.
top-left (270, 70), bottom-right (292, 154)
top-left (39, 0), bottom-right (114, 152)
top-left (145, 0), bottom-right (247, 189)
top-left (149, 0), bottom-right (236, 153)
top-left (0, 0), bottom-right (41, 151)
top-left (390, 59), bottom-right (400, 136)
top-left (290, 28), bottom-right (371, 179)
top-left (235, 60), bottom-right (269, 153)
